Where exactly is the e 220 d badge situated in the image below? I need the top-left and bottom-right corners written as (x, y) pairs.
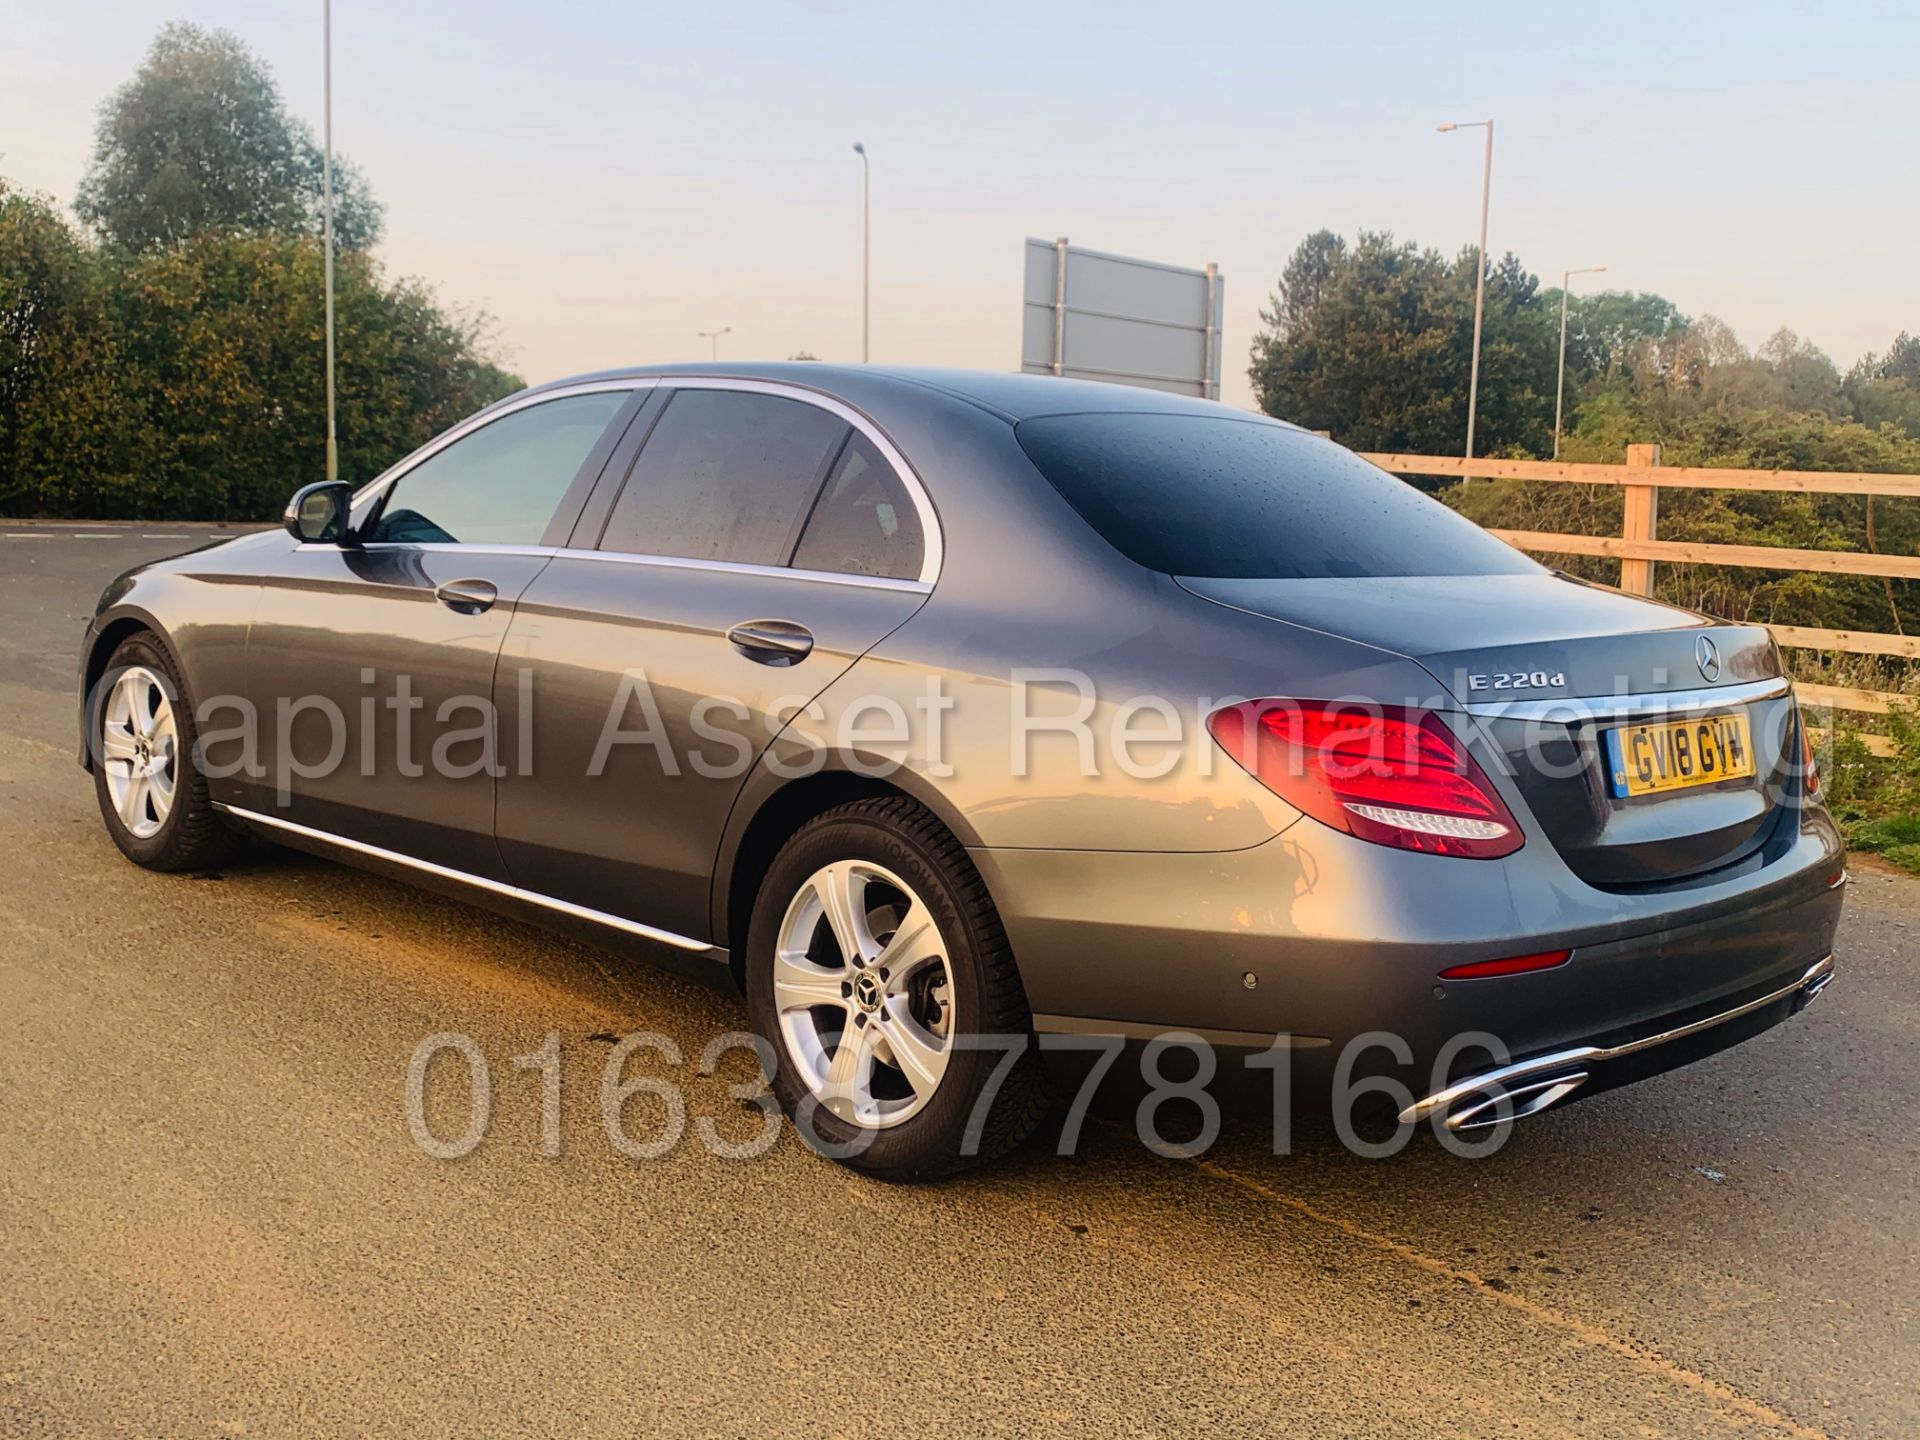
top-left (1466, 669), bottom-right (1568, 692)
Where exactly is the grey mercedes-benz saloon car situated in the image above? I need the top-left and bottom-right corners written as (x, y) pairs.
top-left (79, 364), bottom-right (1843, 1176)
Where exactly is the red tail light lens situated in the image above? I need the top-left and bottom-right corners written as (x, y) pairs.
top-left (1207, 700), bottom-right (1523, 859)
top-left (1800, 715), bottom-right (1820, 797)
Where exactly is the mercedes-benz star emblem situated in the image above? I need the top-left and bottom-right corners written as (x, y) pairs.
top-left (1696, 633), bottom-right (1722, 682)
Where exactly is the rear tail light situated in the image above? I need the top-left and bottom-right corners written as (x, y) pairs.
top-left (1799, 713), bottom-right (1820, 797)
top-left (1207, 700), bottom-right (1523, 859)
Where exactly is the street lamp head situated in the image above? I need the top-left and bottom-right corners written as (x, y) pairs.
top-left (1436, 123), bottom-right (1457, 132)
top-left (852, 141), bottom-right (865, 155)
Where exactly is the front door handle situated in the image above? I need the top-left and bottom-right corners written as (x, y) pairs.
top-left (727, 619), bottom-right (814, 666)
top-left (435, 578), bottom-right (498, 614)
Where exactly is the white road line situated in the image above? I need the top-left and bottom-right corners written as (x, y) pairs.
top-left (7, 528), bottom-right (190, 538)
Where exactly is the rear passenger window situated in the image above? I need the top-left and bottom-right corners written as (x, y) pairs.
top-left (366, 391), bottom-right (628, 545)
top-left (791, 433), bottom-right (925, 581)
top-left (598, 390), bottom-right (848, 566)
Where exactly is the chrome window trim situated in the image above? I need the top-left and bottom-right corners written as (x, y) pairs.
top-left (353, 540), bottom-right (931, 595)
top-left (636, 375), bottom-right (943, 587)
top-left (1464, 675), bottom-right (1791, 724)
top-left (349, 374), bottom-right (944, 588)
top-left (349, 379), bottom-right (659, 508)
top-left (215, 803), bottom-right (723, 957)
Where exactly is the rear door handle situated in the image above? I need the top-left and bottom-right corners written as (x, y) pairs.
top-left (434, 578), bottom-right (498, 614)
top-left (727, 619), bottom-right (814, 666)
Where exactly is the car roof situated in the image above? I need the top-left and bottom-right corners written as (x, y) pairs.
top-left (521, 362), bottom-right (1295, 427)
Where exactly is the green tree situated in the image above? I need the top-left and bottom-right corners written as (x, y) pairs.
top-left (1844, 333), bottom-right (1920, 440)
top-left (1248, 230), bottom-right (1557, 456)
top-left (0, 181), bottom-right (137, 515)
top-left (100, 232), bottom-right (517, 519)
top-left (1, 171), bottom-right (519, 520)
top-left (1550, 289), bottom-right (1689, 384)
top-left (74, 23), bottom-right (382, 253)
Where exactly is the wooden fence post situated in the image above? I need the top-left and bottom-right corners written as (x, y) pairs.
top-left (1620, 443), bottom-right (1661, 595)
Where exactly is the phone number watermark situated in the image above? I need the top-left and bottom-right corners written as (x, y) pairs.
top-left (405, 1027), bottom-right (1531, 1165)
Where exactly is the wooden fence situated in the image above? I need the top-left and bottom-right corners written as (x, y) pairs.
top-left (1357, 445), bottom-right (1920, 751)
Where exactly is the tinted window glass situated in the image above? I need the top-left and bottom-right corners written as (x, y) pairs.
top-left (1015, 413), bottom-right (1540, 580)
top-left (368, 392), bottom-right (628, 545)
top-left (791, 433), bottom-right (925, 580)
top-left (599, 390), bottom-right (848, 565)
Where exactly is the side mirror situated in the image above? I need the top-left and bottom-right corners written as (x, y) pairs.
top-left (284, 481), bottom-right (357, 545)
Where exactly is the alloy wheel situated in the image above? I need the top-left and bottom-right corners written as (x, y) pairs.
top-left (100, 666), bottom-right (178, 840)
top-left (772, 859), bottom-right (955, 1129)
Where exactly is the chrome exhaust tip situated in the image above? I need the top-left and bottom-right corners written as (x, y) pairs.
top-left (1441, 1072), bottom-right (1589, 1132)
top-left (1400, 955), bottom-right (1834, 1132)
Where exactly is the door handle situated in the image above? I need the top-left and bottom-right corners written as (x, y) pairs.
top-left (727, 619), bottom-right (814, 666)
top-left (434, 578), bottom-right (499, 614)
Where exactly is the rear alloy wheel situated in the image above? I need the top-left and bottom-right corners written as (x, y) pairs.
top-left (746, 797), bottom-right (1050, 1178)
top-left (772, 858), bottom-right (955, 1130)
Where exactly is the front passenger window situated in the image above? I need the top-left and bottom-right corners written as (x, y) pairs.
top-left (367, 391), bottom-right (629, 545)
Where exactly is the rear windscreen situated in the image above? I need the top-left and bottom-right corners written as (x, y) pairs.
top-left (1014, 412), bottom-right (1541, 580)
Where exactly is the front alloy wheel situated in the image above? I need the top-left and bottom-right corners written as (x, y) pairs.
top-left (99, 665), bottom-right (178, 839)
top-left (91, 631), bottom-right (242, 872)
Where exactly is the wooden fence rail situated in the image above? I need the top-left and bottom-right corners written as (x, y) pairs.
top-left (1357, 444), bottom-right (1920, 722)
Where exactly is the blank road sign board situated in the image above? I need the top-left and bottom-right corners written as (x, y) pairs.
top-left (1020, 238), bottom-right (1225, 399)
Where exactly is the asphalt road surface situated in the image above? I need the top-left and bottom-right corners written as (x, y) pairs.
top-left (1, 523), bottom-right (1915, 1439)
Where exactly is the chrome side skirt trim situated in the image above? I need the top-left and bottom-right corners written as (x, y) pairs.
top-left (1400, 953), bottom-right (1835, 1130)
top-left (215, 803), bottom-right (721, 957)
top-left (1032, 1014), bottom-right (1331, 1049)
top-left (1465, 676), bottom-right (1791, 724)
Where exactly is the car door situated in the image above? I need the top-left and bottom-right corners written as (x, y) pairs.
top-left (237, 383), bottom-right (646, 878)
top-left (492, 379), bottom-right (937, 941)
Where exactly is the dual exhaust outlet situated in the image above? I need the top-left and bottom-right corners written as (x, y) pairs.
top-left (1401, 955), bottom-right (1836, 1133)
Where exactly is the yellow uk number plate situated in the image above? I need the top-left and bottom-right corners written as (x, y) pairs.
top-left (1605, 714), bottom-right (1755, 797)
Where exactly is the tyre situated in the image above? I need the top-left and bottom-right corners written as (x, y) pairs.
top-left (89, 631), bottom-right (243, 872)
top-left (745, 796), bottom-right (1051, 1179)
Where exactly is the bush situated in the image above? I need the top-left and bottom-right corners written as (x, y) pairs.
top-left (0, 178), bottom-right (519, 521)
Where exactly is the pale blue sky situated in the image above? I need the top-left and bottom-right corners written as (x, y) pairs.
top-left (4, 0), bottom-right (1916, 409)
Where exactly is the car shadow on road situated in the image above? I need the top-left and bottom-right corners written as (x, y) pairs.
top-left (219, 835), bottom-right (1862, 1215)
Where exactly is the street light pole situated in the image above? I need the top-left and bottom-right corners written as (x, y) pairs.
top-left (1437, 120), bottom-right (1493, 460)
top-left (697, 327), bottom-right (731, 361)
top-left (852, 142), bottom-right (869, 362)
top-left (1554, 264), bottom-right (1607, 459)
top-left (322, 0), bottom-right (337, 483)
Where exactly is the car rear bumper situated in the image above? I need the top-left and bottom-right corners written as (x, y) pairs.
top-left (970, 813), bottom-right (1846, 1094)
top-left (1400, 953), bottom-right (1833, 1130)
